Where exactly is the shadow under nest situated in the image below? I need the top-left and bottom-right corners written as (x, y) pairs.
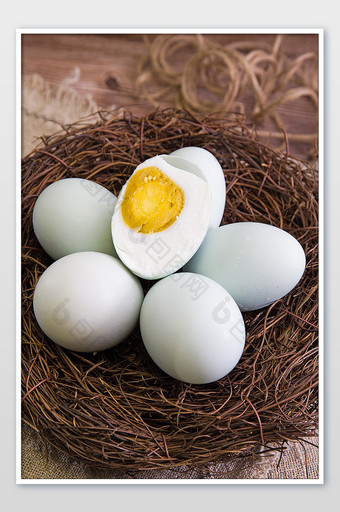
top-left (21, 108), bottom-right (318, 473)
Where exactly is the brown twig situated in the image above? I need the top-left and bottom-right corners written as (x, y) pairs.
top-left (21, 108), bottom-right (318, 473)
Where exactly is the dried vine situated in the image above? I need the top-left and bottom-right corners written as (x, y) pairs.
top-left (134, 34), bottom-right (318, 154)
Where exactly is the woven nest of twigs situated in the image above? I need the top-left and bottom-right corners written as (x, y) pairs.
top-left (21, 108), bottom-right (318, 473)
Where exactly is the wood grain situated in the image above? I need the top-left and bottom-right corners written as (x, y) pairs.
top-left (21, 33), bottom-right (319, 160)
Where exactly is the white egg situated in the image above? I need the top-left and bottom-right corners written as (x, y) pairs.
top-left (184, 222), bottom-right (306, 312)
top-left (33, 251), bottom-right (144, 352)
top-left (168, 146), bottom-right (226, 229)
top-left (33, 178), bottom-right (118, 260)
top-left (140, 272), bottom-right (246, 384)
top-left (111, 155), bottom-right (211, 280)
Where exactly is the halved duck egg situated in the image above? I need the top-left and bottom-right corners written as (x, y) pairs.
top-left (111, 155), bottom-right (211, 280)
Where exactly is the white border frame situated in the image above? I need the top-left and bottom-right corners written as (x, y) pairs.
top-left (16, 27), bottom-right (324, 485)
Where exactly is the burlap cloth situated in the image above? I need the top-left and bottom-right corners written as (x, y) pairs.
top-left (21, 72), bottom-right (319, 480)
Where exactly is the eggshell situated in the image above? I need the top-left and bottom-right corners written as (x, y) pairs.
top-left (33, 251), bottom-right (144, 352)
top-left (140, 272), bottom-right (246, 384)
top-left (33, 178), bottom-right (118, 260)
top-left (184, 222), bottom-right (306, 311)
top-left (168, 147), bottom-right (226, 229)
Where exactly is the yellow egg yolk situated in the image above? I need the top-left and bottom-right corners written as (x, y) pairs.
top-left (121, 166), bottom-right (185, 234)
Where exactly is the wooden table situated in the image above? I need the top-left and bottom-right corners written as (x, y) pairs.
top-left (21, 32), bottom-right (319, 160)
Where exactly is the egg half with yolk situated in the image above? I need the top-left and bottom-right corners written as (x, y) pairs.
top-left (111, 155), bottom-right (211, 280)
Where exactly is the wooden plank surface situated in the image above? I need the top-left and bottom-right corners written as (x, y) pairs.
top-left (21, 32), bottom-right (319, 160)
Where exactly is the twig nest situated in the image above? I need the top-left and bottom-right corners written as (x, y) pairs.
top-left (21, 108), bottom-right (318, 472)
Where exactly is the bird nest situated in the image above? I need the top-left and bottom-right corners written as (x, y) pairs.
top-left (21, 108), bottom-right (318, 473)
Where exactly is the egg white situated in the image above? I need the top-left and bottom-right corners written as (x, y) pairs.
top-left (111, 155), bottom-right (211, 280)
top-left (169, 146), bottom-right (226, 229)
